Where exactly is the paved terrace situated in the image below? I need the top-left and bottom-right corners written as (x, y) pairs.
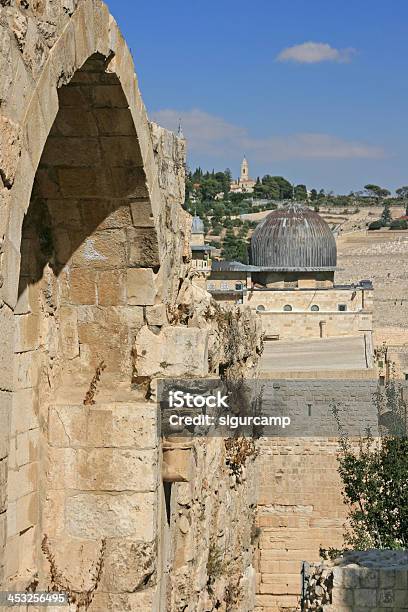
top-left (259, 335), bottom-right (372, 374)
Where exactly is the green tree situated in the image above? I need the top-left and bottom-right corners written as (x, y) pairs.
top-left (396, 186), bottom-right (408, 199)
top-left (271, 176), bottom-right (293, 199)
top-left (332, 377), bottom-right (408, 549)
top-left (310, 189), bottom-right (318, 201)
top-left (294, 184), bottom-right (308, 201)
top-left (364, 184), bottom-right (391, 200)
top-left (380, 202), bottom-right (392, 226)
top-left (200, 178), bottom-right (222, 201)
top-left (221, 230), bottom-right (249, 263)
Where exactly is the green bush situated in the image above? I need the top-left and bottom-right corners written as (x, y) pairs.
top-left (368, 220), bottom-right (383, 230)
top-left (390, 219), bottom-right (408, 230)
top-left (332, 378), bottom-right (408, 549)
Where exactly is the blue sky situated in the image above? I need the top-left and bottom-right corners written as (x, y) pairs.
top-left (107, 0), bottom-right (408, 193)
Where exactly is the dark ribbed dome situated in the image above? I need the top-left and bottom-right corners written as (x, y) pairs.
top-left (250, 203), bottom-right (337, 270)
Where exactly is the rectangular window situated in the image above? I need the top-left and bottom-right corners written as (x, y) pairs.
top-left (235, 282), bottom-right (243, 290)
top-left (338, 304), bottom-right (347, 312)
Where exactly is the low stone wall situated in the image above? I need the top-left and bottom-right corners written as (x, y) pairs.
top-left (304, 550), bottom-right (408, 611)
top-left (336, 231), bottom-right (408, 331)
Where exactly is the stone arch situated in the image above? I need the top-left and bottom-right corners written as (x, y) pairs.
top-left (4, 1), bottom-right (163, 306)
top-left (0, 2), bottom-right (186, 605)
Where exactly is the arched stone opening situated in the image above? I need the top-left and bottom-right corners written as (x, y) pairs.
top-left (17, 51), bottom-right (159, 398)
top-left (1, 3), bottom-right (190, 607)
top-left (5, 51), bottom-right (161, 606)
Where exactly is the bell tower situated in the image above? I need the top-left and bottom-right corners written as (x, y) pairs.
top-left (240, 156), bottom-right (249, 182)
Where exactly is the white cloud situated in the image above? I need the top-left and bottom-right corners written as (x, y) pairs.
top-left (151, 108), bottom-right (385, 162)
top-left (276, 42), bottom-right (356, 64)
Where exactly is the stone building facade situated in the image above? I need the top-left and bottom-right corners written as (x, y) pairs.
top-left (0, 2), bottom-right (262, 610)
top-left (208, 204), bottom-right (374, 345)
top-left (230, 157), bottom-right (256, 194)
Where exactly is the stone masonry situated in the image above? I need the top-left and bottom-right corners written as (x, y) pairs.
top-left (303, 550), bottom-right (408, 611)
top-left (0, 2), bottom-right (262, 610)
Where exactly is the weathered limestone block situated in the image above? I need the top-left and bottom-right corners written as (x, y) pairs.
top-left (149, 122), bottom-right (185, 204)
top-left (135, 324), bottom-right (209, 377)
top-left (7, 462), bottom-right (38, 504)
top-left (0, 459), bottom-right (7, 512)
top-left (15, 491), bottom-right (38, 535)
top-left (96, 270), bottom-right (125, 306)
top-left (48, 405), bottom-right (88, 447)
top-left (88, 590), bottom-right (156, 612)
top-left (14, 313), bottom-right (40, 353)
top-left (101, 539), bottom-right (156, 592)
top-left (162, 447), bottom-right (195, 483)
top-left (0, 116), bottom-right (21, 188)
top-left (145, 303), bottom-right (168, 326)
top-left (127, 227), bottom-right (160, 267)
top-left (0, 25), bottom-right (13, 109)
top-left (71, 0), bottom-right (96, 69)
top-left (86, 403), bottom-right (157, 449)
top-left (47, 446), bottom-right (157, 492)
top-left (0, 394), bottom-right (11, 460)
top-left (41, 536), bottom-right (106, 594)
top-left (48, 403), bottom-right (157, 449)
top-left (0, 305), bottom-right (14, 391)
top-left (68, 268), bottom-right (97, 305)
top-left (126, 268), bottom-right (157, 305)
top-left (130, 199), bottom-right (155, 227)
top-left (10, 388), bottom-right (38, 435)
top-left (118, 305), bottom-right (145, 331)
top-left (65, 492), bottom-right (156, 540)
top-left (59, 305), bottom-right (79, 359)
top-left (0, 236), bottom-right (21, 308)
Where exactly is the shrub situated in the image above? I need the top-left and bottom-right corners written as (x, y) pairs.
top-left (368, 219), bottom-right (383, 230)
top-left (390, 219), bottom-right (408, 230)
top-left (332, 377), bottom-right (408, 549)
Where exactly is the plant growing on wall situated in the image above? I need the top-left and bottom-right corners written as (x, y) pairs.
top-left (332, 379), bottom-right (408, 550)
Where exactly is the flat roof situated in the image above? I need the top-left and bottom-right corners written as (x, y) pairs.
top-left (259, 336), bottom-right (372, 373)
top-left (191, 244), bottom-right (214, 252)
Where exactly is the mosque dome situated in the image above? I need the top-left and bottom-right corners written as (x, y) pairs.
top-left (191, 215), bottom-right (205, 234)
top-left (250, 203), bottom-right (337, 270)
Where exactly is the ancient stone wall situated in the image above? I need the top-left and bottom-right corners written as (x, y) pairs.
top-left (303, 550), bottom-right (408, 611)
top-left (0, 1), bottom-right (263, 610)
top-left (135, 277), bottom-right (262, 611)
top-left (336, 231), bottom-right (408, 331)
top-left (254, 379), bottom-right (379, 612)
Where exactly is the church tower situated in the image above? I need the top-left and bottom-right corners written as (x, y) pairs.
top-left (240, 156), bottom-right (249, 182)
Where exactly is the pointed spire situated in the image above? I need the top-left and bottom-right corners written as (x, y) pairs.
top-left (177, 118), bottom-right (184, 139)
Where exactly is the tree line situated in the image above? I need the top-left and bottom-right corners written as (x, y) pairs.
top-left (185, 168), bottom-right (408, 262)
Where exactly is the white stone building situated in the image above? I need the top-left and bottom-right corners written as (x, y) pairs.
top-left (230, 156), bottom-right (257, 193)
top-left (207, 203), bottom-right (374, 345)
